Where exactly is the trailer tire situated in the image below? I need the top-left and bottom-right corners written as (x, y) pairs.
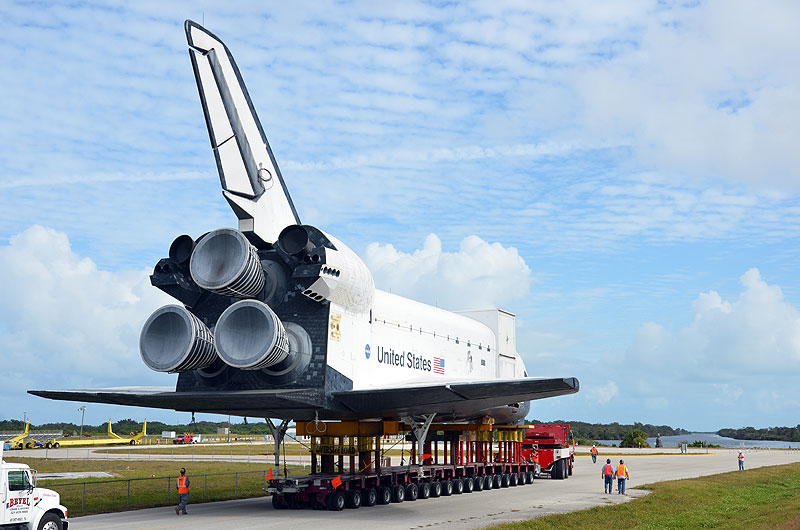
top-left (500, 474), bottom-right (509, 488)
top-left (441, 480), bottom-right (453, 496)
top-left (405, 483), bottom-right (418, 501)
top-left (474, 476), bottom-right (484, 491)
top-left (362, 487), bottom-right (377, 507)
top-left (551, 460), bottom-right (561, 479)
top-left (526, 471), bottom-right (535, 484)
top-left (555, 459), bottom-right (567, 479)
top-left (463, 477), bottom-right (474, 493)
top-left (568, 462), bottom-right (573, 476)
top-left (377, 486), bottom-right (392, 505)
top-left (272, 494), bottom-right (287, 510)
top-left (289, 494), bottom-right (305, 509)
top-left (484, 475), bottom-right (493, 490)
top-left (493, 475), bottom-right (502, 489)
top-left (392, 485), bottom-right (405, 503)
top-left (345, 490), bottom-right (362, 509)
top-left (454, 478), bottom-right (465, 494)
top-left (37, 513), bottom-right (63, 530)
top-left (327, 491), bottom-right (345, 511)
top-left (418, 482), bottom-right (431, 499)
top-left (430, 481), bottom-right (442, 498)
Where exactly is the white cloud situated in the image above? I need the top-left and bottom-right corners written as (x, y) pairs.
top-left (364, 233), bottom-right (531, 311)
top-left (0, 226), bottom-right (173, 398)
top-left (628, 269), bottom-right (800, 377)
top-left (586, 381), bottom-right (619, 404)
top-left (574, 1), bottom-right (800, 189)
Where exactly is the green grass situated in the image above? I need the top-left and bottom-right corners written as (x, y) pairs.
top-left (489, 462), bottom-right (800, 530)
top-left (4, 458), bottom-right (306, 517)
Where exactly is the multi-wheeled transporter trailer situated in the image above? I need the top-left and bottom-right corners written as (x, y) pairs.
top-left (266, 420), bottom-right (540, 510)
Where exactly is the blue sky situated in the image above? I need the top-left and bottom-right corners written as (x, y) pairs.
top-left (1, 1), bottom-right (799, 431)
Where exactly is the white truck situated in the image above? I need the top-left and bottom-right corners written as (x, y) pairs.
top-left (1, 457), bottom-right (69, 530)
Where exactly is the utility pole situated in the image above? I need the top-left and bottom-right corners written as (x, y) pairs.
top-left (78, 406), bottom-right (86, 437)
top-left (23, 411), bottom-right (26, 424)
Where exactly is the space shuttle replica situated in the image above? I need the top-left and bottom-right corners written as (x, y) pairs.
top-left (31, 21), bottom-right (578, 427)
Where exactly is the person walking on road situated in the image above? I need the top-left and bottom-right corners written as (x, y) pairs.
top-left (175, 468), bottom-right (190, 515)
top-left (591, 444), bottom-right (598, 464)
top-left (738, 451), bottom-right (745, 471)
top-left (615, 459), bottom-right (629, 494)
top-left (602, 458), bottom-right (614, 494)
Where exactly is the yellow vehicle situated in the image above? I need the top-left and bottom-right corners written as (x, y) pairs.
top-left (2, 421), bottom-right (29, 450)
top-left (49, 419), bottom-right (147, 448)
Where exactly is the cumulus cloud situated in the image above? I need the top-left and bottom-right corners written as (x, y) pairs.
top-left (0, 226), bottom-right (172, 398)
top-left (628, 268), bottom-right (800, 377)
top-left (364, 233), bottom-right (532, 310)
top-left (586, 382), bottom-right (619, 405)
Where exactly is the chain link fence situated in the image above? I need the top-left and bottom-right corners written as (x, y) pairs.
top-left (41, 470), bottom-right (271, 516)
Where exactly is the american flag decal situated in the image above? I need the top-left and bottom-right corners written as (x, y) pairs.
top-left (433, 357), bottom-right (445, 375)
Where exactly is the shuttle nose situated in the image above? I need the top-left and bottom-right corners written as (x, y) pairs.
top-left (213, 299), bottom-right (290, 369)
top-left (189, 228), bottom-right (265, 297)
top-left (139, 305), bottom-right (217, 372)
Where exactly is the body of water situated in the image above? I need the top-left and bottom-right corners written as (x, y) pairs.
top-left (596, 432), bottom-right (800, 449)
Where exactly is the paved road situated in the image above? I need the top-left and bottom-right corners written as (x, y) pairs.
top-left (71, 448), bottom-right (800, 530)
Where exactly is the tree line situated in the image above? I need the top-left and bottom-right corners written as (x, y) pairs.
top-left (0, 418), bottom-right (274, 436)
top-left (6, 418), bottom-right (798, 442)
top-left (717, 425), bottom-right (800, 442)
top-left (529, 420), bottom-right (689, 440)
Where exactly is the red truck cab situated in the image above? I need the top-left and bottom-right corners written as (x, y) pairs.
top-left (521, 424), bottom-right (574, 479)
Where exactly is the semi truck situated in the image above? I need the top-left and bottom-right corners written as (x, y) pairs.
top-left (521, 423), bottom-right (575, 479)
top-left (0, 456), bottom-right (69, 529)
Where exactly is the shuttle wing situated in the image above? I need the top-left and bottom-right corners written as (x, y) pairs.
top-left (29, 377), bottom-right (578, 421)
top-left (332, 377), bottom-right (579, 418)
top-left (185, 20), bottom-right (299, 245)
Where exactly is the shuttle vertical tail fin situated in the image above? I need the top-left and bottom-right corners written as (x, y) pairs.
top-left (185, 20), bottom-right (299, 247)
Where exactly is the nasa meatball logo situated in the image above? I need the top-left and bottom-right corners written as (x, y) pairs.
top-left (365, 344), bottom-right (371, 359)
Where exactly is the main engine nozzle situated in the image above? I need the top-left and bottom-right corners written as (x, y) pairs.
top-left (189, 228), bottom-right (265, 297)
top-left (139, 305), bottom-right (218, 372)
top-left (213, 299), bottom-right (290, 370)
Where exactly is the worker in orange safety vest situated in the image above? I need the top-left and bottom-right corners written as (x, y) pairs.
top-left (590, 444), bottom-right (598, 464)
top-left (602, 458), bottom-right (614, 494)
top-left (738, 451), bottom-right (744, 471)
top-left (615, 459), bottom-right (629, 494)
top-left (175, 468), bottom-right (190, 515)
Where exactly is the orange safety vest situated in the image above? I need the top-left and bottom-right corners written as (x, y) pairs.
top-left (591, 447), bottom-right (598, 455)
top-left (617, 464), bottom-right (627, 477)
top-left (177, 475), bottom-right (189, 494)
top-left (738, 453), bottom-right (744, 461)
top-left (603, 464), bottom-right (613, 476)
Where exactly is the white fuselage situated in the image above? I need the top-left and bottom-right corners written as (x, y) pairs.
top-left (326, 290), bottom-right (527, 390)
